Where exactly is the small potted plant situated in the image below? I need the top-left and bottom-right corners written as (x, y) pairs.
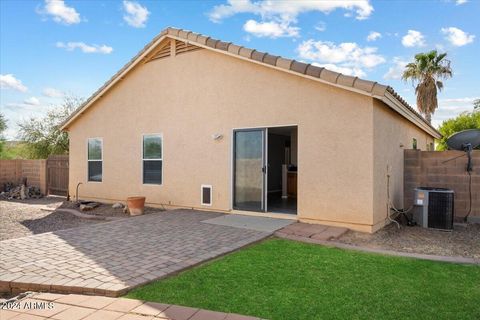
top-left (126, 196), bottom-right (146, 216)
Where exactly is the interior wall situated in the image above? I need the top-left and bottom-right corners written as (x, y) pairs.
top-left (267, 133), bottom-right (290, 193)
top-left (291, 128), bottom-right (298, 166)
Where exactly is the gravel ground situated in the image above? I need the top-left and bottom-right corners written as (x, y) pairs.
top-left (337, 223), bottom-right (480, 259)
top-left (0, 197), bottom-right (101, 241)
top-left (60, 201), bottom-right (162, 217)
top-left (0, 197), bottom-right (164, 241)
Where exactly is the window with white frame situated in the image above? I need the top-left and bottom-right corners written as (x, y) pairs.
top-left (87, 138), bottom-right (102, 182)
top-left (143, 134), bottom-right (162, 184)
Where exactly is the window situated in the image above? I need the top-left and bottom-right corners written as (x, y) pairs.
top-left (412, 138), bottom-right (417, 150)
top-left (143, 134), bottom-right (162, 184)
top-left (88, 138), bottom-right (102, 182)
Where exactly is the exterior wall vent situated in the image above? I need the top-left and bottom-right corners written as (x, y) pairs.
top-left (175, 40), bottom-right (202, 55)
top-left (201, 185), bottom-right (212, 206)
top-left (146, 42), bottom-right (171, 63)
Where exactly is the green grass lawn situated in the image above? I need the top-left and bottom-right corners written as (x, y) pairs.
top-left (126, 238), bottom-right (480, 320)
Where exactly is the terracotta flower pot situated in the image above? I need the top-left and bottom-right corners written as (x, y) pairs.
top-left (127, 196), bottom-right (146, 216)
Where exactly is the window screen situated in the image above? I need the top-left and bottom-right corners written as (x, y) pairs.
top-left (143, 135), bottom-right (162, 184)
top-left (88, 138), bottom-right (102, 182)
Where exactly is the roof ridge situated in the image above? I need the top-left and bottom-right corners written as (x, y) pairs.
top-left (60, 27), bottom-right (440, 137)
top-left (163, 27), bottom-right (438, 134)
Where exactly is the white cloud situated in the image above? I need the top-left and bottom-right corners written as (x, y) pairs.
top-left (312, 63), bottom-right (366, 78)
top-left (383, 57), bottom-right (408, 80)
top-left (56, 42), bottom-right (113, 54)
top-left (456, 0), bottom-right (468, 5)
top-left (243, 19), bottom-right (299, 38)
top-left (122, 0), bottom-right (150, 28)
top-left (39, 0), bottom-right (81, 25)
top-left (314, 22), bottom-right (326, 32)
top-left (209, 0), bottom-right (374, 22)
top-left (401, 30), bottom-right (425, 47)
top-left (0, 74), bottom-right (28, 92)
top-left (1, 102), bottom-right (49, 139)
top-left (439, 97), bottom-right (479, 104)
top-left (4, 102), bottom-right (45, 109)
top-left (209, 1), bottom-right (372, 39)
top-left (366, 31), bottom-right (381, 42)
top-left (297, 39), bottom-right (385, 77)
top-left (432, 96), bottom-right (478, 127)
top-left (24, 97), bottom-right (41, 106)
top-left (42, 87), bottom-right (64, 98)
top-left (441, 27), bottom-right (475, 46)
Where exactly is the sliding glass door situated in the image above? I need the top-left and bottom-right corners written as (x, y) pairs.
top-left (233, 129), bottom-right (266, 211)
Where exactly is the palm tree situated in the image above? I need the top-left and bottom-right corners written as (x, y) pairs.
top-left (402, 50), bottom-right (452, 123)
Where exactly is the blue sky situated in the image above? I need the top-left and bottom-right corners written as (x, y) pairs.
top-left (1, 0), bottom-right (479, 139)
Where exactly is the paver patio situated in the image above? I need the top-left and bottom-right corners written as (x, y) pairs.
top-left (0, 292), bottom-right (260, 319)
top-left (0, 210), bottom-right (277, 297)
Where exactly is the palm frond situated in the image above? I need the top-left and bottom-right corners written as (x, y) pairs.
top-left (436, 81), bottom-right (444, 91)
top-left (400, 50), bottom-right (452, 123)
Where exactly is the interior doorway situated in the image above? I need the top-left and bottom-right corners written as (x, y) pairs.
top-left (232, 126), bottom-right (297, 215)
top-left (267, 126), bottom-right (297, 214)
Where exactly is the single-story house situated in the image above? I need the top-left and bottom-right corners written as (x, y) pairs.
top-left (61, 27), bottom-right (441, 233)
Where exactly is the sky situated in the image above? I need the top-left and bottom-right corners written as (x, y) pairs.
top-left (1, 0), bottom-right (479, 139)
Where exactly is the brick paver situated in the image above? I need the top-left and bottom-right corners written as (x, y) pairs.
top-left (0, 210), bottom-right (270, 296)
top-left (0, 293), bottom-right (261, 320)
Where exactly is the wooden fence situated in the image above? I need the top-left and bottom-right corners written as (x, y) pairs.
top-left (46, 155), bottom-right (69, 196)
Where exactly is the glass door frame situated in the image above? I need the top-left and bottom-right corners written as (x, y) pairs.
top-left (232, 128), bottom-right (268, 212)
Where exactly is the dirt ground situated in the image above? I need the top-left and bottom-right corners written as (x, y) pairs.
top-left (337, 223), bottom-right (480, 259)
top-left (0, 197), bottom-right (163, 241)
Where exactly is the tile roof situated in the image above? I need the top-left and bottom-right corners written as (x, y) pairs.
top-left (61, 27), bottom-right (440, 138)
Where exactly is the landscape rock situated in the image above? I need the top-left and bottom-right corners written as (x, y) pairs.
top-left (80, 204), bottom-right (93, 211)
top-left (112, 202), bottom-right (124, 209)
top-left (20, 185), bottom-right (27, 200)
top-left (0, 182), bottom-right (43, 200)
top-left (79, 202), bottom-right (100, 211)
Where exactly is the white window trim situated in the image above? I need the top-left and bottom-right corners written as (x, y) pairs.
top-left (142, 133), bottom-right (163, 185)
top-left (201, 184), bottom-right (212, 206)
top-left (87, 137), bottom-right (103, 183)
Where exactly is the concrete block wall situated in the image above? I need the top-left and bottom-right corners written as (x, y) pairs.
top-left (0, 160), bottom-right (21, 187)
top-left (404, 149), bottom-right (480, 219)
top-left (0, 159), bottom-right (47, 194)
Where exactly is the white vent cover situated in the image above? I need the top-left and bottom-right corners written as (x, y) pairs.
top-left (201, 185), bottom-right (212, 206)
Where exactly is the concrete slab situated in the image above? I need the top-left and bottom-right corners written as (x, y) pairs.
top-left (276, 222), bottom-right (348, 240)
top-left (310, 227), bottom-right (348, 241)
top-left (202, 214), bottom-right (294, 233)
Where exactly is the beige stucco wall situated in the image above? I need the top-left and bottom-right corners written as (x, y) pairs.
top-left (67, 39), bottom-right (435, 232)
top-left (372, 99), bottom-right (434, 231)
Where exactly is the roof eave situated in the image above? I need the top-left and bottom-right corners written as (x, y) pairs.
top-left (60, 27), bottom-right (442, 140)
top-left (379, 92), bottom-right (442, 139)
top-left (60, 33), bottom-right (171, 131)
